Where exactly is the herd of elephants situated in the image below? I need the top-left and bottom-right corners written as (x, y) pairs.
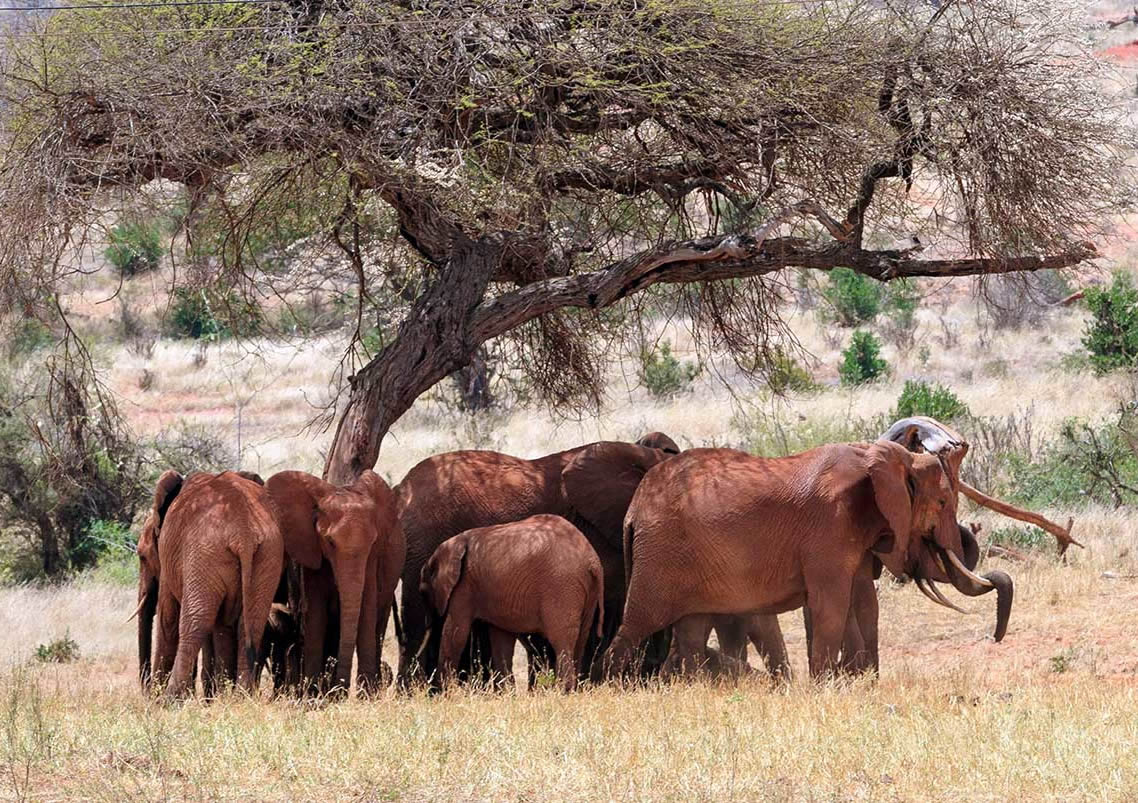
top-left (134, 415), bottom-right (1072, 701)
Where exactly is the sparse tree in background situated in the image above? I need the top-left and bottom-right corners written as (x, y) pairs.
top-left (0, 0), bottom-right (1127, 483)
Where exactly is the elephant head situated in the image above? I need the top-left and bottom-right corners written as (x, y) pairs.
top-left (419, 536), bottom-right (468, 621)
top-left (561, 439), bottom-right (677, 551)
top-left (636, 432), bottom-right (681, 454)
top-left (864, 440), bottom-right (958, 581)
top-left (879, 417), bottom-right (1014, 642)
top-left (265, 469), bottom-right (393, 690)
top-left (135, 469), bottom-right (184, 689)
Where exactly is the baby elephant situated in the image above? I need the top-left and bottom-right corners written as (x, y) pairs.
top-left (419, 514), bottom-right (603, 691)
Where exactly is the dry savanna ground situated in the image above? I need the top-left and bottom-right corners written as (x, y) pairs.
top-left (4, 256), bottom-right (1138, 799)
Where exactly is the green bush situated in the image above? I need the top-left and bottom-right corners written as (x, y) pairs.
top-left (34, 632), bottom-right (79, 664)
top-left (821, 268), bottom-right (881, 326)
top-left (893, 379), bottom-right (971, 422)
top-left (1082, 271), bottom-right (1138, 373)
top-left (838, 331), bottom-right (888, 386)
top-left (71, 520), bottom-right (135, 575)
top-left (1005, 415), bottom-right (1138, 509)
top-left (641, 341), bottom-right (699, 398)
top-left (766, 348), bottom-right (817, 395)
top-left (105, 219), bottom-right (163, 277)
top-left (987, 525), bottom-right (1050, 552)
top-left (168, 285), bottom-right (262, 340)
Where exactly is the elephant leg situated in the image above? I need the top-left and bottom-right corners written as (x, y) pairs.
top-left (459, 622), bottom-right (493, 687)
top-left (662, 616), bottom-right (712, 680)
top-left (838, 609), bottom-right (866, 675)
top-left (151, 592), bottom-right (180, 692)
top-left (398, 571), bottom-right (430, 688)
top-left (748, 615), bottom-right (791, 680)
top-left (302, 592), bottom-right (330, 696)
top-left (712, 616), bottom-right (748, 663)
top-left (524, 635), bottom-right (556, 691)
top-left (236, 543), bottom-right (281, 694)
top-left (805, 576), bottom-right (853, 680)
top-left (212, 625), bottom-right (238, 693)
top-left (166, 593), bottom-right (223, 700)
top-left (843, 564), bottom-right (879, 675)
top-left (546, 626), bottom-right (579, 693)
top-left (439, 614), bottom-right (473, 691)
top-left (355, 555), bottom-right (381, 696)
top-left (487, 626), bottom-right (516, 691)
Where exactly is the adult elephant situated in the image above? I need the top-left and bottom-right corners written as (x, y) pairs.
top-left (606, 439), bottom-right (1003, 678)
top-left (396, 433), bottom-right (679, 686)
top-left (136, 470), bottom-right (283, 699)
top-left (265, 469), bottom-right (404, 696)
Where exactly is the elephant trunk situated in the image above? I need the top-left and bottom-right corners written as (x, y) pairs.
top-left (941, 548), bottom-right (1014, 643)
top-left (137, 577), bottom-right (158, 690)
top-left (333, 564), bottom-right (366, 692)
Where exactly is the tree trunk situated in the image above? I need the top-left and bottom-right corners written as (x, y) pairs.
top-left (323, 235), bottom-right (501, 484)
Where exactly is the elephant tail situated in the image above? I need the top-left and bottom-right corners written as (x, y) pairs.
top-left (240, 547), bottom-right (258, 672)
top-left (594, 564), bottom-right (605, 639)
top-left (391, 593), bottom-right (405, 652)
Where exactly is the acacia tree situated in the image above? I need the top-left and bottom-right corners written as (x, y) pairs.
top-left (0, 0), bottom-right (1126, 483)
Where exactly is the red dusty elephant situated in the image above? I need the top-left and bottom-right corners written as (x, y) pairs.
top-left (136, 470), bottom-right (284, 700)
top-left (419, 514), bottom-right (604, 691)
top-left (265, 469), bottom-right (404, 696)
top-left (606, 440), bottom-right (979, 679)
top-left (395, 433), bottom-right (679, 686)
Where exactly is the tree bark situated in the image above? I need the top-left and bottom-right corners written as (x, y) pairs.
top-left (323, 203), bottom-right (1094, 483)
top-left (323, 234), bottom-right (502, 484)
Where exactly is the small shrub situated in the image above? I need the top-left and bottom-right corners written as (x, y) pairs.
top-left (880, 279), bottom-right (920, 348)
top-left (105, 219), bottom-right (163, 277)
top-left (641, 341), bottom-right (699, 398)
top-left (1082, 271), bottom-right (1138, 373)
top-left (984, 270), bottom-right (1071, 330)
top-left (150, 422), bottom-right (235, 475)
top-left (766, 348), bottom-right (817, 395)
top-left (167, 285), bottom-right (261, 341)
top-left (893, 380), bottom-right (971, 422)
top-left (1049, 647), bottom-right (1079, 674)
top-left (733, 409), bottom-right (882, 457)
top-left (821, 268), bottom-right (881, 326)
top-left (34, 632), bottom-right (79, 664)
top-left (987, 525), bottom-right (1050, 552)
top-left (838, 331), bottom-right (888, 386)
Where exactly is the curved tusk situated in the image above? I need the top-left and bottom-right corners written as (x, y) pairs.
top-left (946, 549), bottom-right (995, 589)
top-left (413, 626), bottom-right (434, 662)
top-left (926, 580), bottom-right (972, 615)
top-left (126, 596), bottom-right (148, 624)
top-left (915, 578), bottom-right (946, 608)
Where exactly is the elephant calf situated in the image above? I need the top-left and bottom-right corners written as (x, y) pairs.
top-left (419, 515), bottom-right (604, 691)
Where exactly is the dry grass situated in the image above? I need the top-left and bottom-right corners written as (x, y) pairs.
top-left (4, 542), bottom-right (1138, 801)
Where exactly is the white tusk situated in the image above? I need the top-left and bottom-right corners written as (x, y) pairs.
top-left (926, 580), bottom-right (972, 615)
top-left (946, 549), bottom-right (995, 589)
top-left (126, 596), bottom-right (148, 624)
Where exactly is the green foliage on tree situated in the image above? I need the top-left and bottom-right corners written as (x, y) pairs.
top-left (1082, 271), bottom-right (1138, 373)
top-left (838, 331), bottom-right (887, 386)
top-left (893, 379), bottom-right (971, 422)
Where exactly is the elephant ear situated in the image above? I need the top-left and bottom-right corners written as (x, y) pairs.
top-left (234, 470), bottom-right (265, 486)
top-left (152, 470), bottom-right (184, 527)
top-left (563, 442), bottom-right (667, 549)
top-left (866, 441), bottom-right (914, 560)
top-left (265, 470), bottom-right (333, 569)
top-left (430, 538), bottom-right (467, 618)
